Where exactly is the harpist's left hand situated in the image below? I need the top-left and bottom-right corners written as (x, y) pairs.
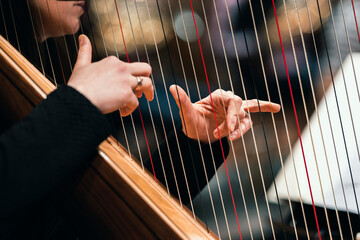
top-left (169, 85), bottom-right (280, 143)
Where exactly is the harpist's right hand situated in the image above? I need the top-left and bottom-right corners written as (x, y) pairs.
top-left (68, 35), bottom-right (154, 115)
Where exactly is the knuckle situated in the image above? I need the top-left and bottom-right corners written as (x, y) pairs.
top-left (117, 62), bottom-right (128, 73)
top-left (107, 55), bottom-right (118, 63)
top-left (145, 64), bottom-right (152, 75)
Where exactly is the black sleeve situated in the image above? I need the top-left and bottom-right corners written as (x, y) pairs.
top-left (145, 127), bottom-right (229, 205)
top-left (0, 85), bottom-right (111, 219)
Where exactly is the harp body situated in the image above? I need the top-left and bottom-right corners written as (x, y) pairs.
top-left (0, 35), bottom-right (216, 239)
top-left (1, 0), bottom-right (360, 239)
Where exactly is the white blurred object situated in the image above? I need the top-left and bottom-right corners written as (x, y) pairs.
top-left (268, 54), bottom-right (360, 214)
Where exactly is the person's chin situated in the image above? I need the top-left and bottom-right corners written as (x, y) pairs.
top-left (65, 21), bottom-right (80, 35)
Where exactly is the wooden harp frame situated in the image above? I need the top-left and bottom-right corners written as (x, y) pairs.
top-left (0, 34), bottom-right (217, 240)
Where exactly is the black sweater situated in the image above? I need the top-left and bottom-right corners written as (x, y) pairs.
top-left (0, 85), bottom-right (228, 239)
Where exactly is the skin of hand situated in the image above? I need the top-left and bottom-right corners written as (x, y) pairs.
top-left (169, 85), bottom-right (281, 143)
top-left (68, 35), bottom-right (154, 115)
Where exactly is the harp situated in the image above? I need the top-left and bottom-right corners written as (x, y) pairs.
top-left (1, 0), bottom-right (360, 239)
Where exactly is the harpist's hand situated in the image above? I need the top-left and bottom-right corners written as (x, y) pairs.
top-left (170, 85), bottom-right (280, 143)
top-left (68, 35), bottom-right (153, 115)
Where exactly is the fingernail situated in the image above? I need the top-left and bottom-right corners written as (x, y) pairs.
top-left (230, 131), bottom-right (237, 140)
top-left (230, 119), bottom-right (236, 131)
top-left (79, 35), bottom-right (83, 45)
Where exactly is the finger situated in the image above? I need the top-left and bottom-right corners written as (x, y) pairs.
top-left (134, 90), bottom-right (143, 98)
top-left (74, 35), bottom-right (92, 70)
top-left (120, 93), bottom-right (139, 116)
top-left (128, 62), bottom-right (152, 77)
top-left (229, 118), bottom-right (253, 140)
top-left (169, 85), bottom-right (193, 114)
top-left (133, 77), bottom-right (154, 101)
top-left (213, 121), bottom-right (231, 139)
top-left (243, 99), bottom-right (281, 113)
top-left (226, 96), bottom-right (245, 132)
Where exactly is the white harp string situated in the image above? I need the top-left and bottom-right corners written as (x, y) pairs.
top-left (221, 0), bottom-right (278, 238)
top-left (92, 0), bottom-right (133, 162)
top-left (122, 0), bottom-right (171, 193)
top-left (247, 0), bottom-right (299, 238)
top-left (304, 0), bottom-right (355, 237)
top-left (174, 0), bottom-right (234, 236)
top-left (316, 0), bottom-right (360, 219)
top-left (103, 0), bottom-right (146, 169)
top-left (6, 0), bottom-right (360, 239)
top-left (131, 0), bottom-right (182, 197)
top-left (0, 1), bottom-right (8, 41)
top-left (326, 0), bottom-right (360, 166)
top-left (338, 0), bottom-right (360, 101)
top-left (25, 0), bottom-right (45, 76)
top-left (199, 0), bottom-right (257, 238)
top-left (8, 0), bottom-right (20, 52)
top-left (163, 0), bottom-right (223, 236)
top-left (34, 0), bottom-right (57, 86)
top-left (281, 0), bottom-right (334, 238)
top-left (54, 1), bottom-right (73, 72)
top-left (259, 1), bottom-right (311, 238)
top-left (209, 0), bottom-right (268, 238)
top-left (143, 0), bottom-right (197, 216)
top-left (292, 0), bottom-right (345, 238)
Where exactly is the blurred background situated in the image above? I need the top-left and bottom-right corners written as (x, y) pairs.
top-left (2, 0), bottom-right (360, 239)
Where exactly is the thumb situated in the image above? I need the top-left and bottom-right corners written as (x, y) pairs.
top-left (74, 35), bottom-right (92, 70)
top-left (169, 85), bottom-right (193, 114)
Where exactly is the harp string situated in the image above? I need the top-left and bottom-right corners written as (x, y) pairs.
top-left (258, 0), bottom-right (311, 238)
top-left (350, 0), bottom-right (360, 43)
top-left (188, 0), bottom-right (245, 238)
top-left (34, 0), bottom-right (57, 86)
top-left (248, 0), bottom-right (304, 238)
top-left (6, 0), bottom-right (360, 238)
top-left (66, 4), bottom-right (79, 53)
top-left (25, 0), bottom-right (45, 76)
top-left (131, 0), bottom-right (186, 205)
top-left (143, 0), bottom-right (197, 215)
top-left (198, 0), bottom-right (255, 237)
top-left (0, 1), bottom-right (8, 40)
top-left (326, 0), bottom-right (360, 164)
top-left (54, 1), bottom-right (74, 74)
top-left (235, 1), bottom-right (291, 239)
top-left (104, 0), bottom-right (148, 172)
top-left (173, 0), bottom-right (233, 236)
top-left (315, 0), bottom-right (360, 223)
top-left (164, 0), bottom-right (251, 236)
top-left (281, 0), bottom-right (334, 238)
top-left (293, 0), bottom-right (348, 237)
top-left (208, 0), bottom-right (269, 238)
top-left (43, 0), bottom-right (66, 85)
top-left (130, 0), bottom-right (184, 198)
top-left (122, 0), bottom-right (171, 193)
top-left (92, 0), bottom-right (134, 166)
top-left (83, 7), bottom-right (99, 58)
top-left (44, 0), bottom-right (68, 84)
top-left (152, 0), bottom-right (214, 231)
top-left (338, 0), bottom-right (360, 102)
top-left (338, 0), bottom-right (360, 100)
top-left (8, 0), bottom-right (20, 52)
top-left (270, 0), bottom-right (323, 239)
top-left (219, 0), bottom-right (283, 238)
top-left (304, 0), bottom-right (355, 237)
